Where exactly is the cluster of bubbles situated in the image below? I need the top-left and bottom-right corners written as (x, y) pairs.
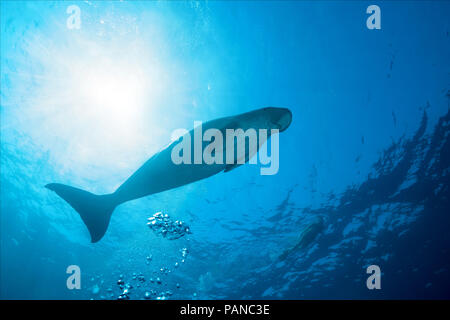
top-left (116, 276), bottom-right (133, 300)
top-left (180, 247), bottom-right (189, 261)
top-left (115, 272), bottom-right (174, 300)
top-left (109, 250), bottom-right (191, 300)
top-left (89, 212), bottom-right (194, 300)
top-left (90, 258), bottom-right (190, 299)
top-left (147, 212), bottom-right (191, 240)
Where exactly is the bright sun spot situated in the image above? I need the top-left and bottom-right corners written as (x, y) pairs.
top-left (76, 61), bottom-right (146, 135)
top-left (20, 32), bottom-right (171, 178)
top-left (60, 53), bottom-right (156, 173)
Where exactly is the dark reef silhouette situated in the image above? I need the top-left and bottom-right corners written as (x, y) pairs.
top-left (238, 105), bottom-right (449, 299)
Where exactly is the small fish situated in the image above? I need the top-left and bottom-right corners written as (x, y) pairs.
top-left (392, 111), bottom-right (397, 127)
top-left (278, 216), bottom-right (324, 261)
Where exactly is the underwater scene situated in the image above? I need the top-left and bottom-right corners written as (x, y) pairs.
top-left (1, 1), bottom-right (449, 300)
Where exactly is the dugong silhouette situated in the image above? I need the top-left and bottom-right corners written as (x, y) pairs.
top-left (46, 107), bottom-right (292, 242)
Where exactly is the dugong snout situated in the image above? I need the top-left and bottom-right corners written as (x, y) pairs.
top-left (267, 107), bottom-right (292, 132)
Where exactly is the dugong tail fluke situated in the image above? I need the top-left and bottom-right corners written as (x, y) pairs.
top-left (45, 183), bottom-right (116, 243)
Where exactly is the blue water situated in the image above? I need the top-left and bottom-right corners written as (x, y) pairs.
top-left (1, 1), bottom-right (449, 299)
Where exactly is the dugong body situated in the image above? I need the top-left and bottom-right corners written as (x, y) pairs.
top-left (46, 107), bottom-right (292, 242)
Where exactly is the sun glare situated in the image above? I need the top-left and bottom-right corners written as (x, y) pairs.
top-left (13, 17), bottom-right (176, 178)
top-left (58, 53), bottom-right (155, 172)
top-left (36, 41), bottom-right (166, 175)
top-left (77, 63), bottom-right (146, 131)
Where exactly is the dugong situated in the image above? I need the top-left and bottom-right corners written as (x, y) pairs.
top-left (46, 107), bottom-right (292, 242)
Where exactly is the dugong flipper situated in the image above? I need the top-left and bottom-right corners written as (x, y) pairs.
top-left (46, 107), bottom-right (292, 242)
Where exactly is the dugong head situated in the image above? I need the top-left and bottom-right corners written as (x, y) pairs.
top-left (230, 106), bottom-right (292, 132)
top-left (263, 107), bottom-right (293, 132)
